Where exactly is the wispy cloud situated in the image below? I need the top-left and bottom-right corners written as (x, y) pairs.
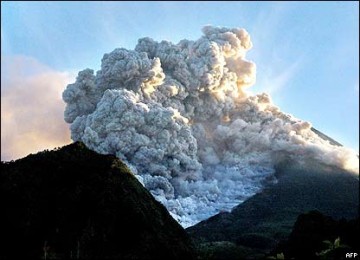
top-left (256, 58), bottom-right (302, 95)
top-left (245, 2), bottom-right (302, 95)
top-left (1, 55), bottom-right (74, 161)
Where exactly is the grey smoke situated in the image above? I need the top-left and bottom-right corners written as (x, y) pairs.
top-left (63, 26), bottom-right (358, 227)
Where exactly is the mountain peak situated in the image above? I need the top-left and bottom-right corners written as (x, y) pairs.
top-left (1, 141), bottom-right (195, 259)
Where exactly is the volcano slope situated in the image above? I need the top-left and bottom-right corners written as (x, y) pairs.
top-left (187, 157), bottom-right (359, 258)
top-left (1, 142), bottom-right (196, 260)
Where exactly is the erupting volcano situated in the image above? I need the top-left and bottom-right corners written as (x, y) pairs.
top-left (63, 26), bottom-right (359, 227)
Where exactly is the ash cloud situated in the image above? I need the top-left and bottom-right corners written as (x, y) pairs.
top-left (63, 26), bottom-right (359, 227)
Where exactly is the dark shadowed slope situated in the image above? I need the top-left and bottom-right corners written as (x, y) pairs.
top-left (1, 142), bottom-right (195, 259)
top-left (273, 210), bottom-right (359, 259)
top-left (187, 158), bottom-right (359, 258)
top-left (311, 127), bottom-right (343, 147)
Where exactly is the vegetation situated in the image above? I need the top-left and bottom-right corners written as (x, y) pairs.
top-left (2, 142), bottom-right (358, 259)
top-left (1, 142), bottom-right (196, 259)
top-left (316, 237), bottom-right (350, 259)
top-left (272, 211), bottom-right (359, 260)
top-left (187, 159), bottom-right (359, 259)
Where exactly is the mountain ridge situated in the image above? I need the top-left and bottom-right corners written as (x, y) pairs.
top-left (1, 141), bottom-right (196, 259)
top-left (311, 127), bottom-right (343, 147)
top-left (187, 158), bottom-right (359, 258)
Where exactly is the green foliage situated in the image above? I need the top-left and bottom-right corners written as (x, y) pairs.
top-left (1, 142), bottom-right (196, 259)
top-left (195, 241), bottom-right (251, 260)
top-left (188, 161), bottom-right (359, 259)
top-left (316, 237), bottom-right (350, 259)
top-left (272, 211), bottom-right (359, 260)
top-left (267, 252), bottom-right (285, 259)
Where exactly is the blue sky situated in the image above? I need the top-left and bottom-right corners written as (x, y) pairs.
top-left (1, 1), bottom-right (359, 154)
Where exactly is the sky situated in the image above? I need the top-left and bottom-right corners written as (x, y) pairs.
top-left (1, 1), bottom-right (359, 160)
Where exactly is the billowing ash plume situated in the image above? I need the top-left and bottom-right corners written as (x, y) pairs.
top-left (63, 26), bottom-right (359, 227)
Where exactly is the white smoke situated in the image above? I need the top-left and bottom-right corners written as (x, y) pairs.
top-left (63, 26), bottom-right (359, 227)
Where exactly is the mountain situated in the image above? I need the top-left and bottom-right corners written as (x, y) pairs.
top-left (1, 134), bottom-right (358, 259)
top-left (187, 158), bottom-right (359, 259)
top-left (1, 142), bottom-right (196, 259)
top-left (273, 210), bottom-right (359, 259)
top-left (310, 127), bottom-right (343, 147)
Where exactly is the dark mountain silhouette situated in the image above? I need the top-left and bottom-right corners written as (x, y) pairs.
top-left (1, 142), bottom-right (196, 259)
top-left (187, 158), bottom-right (359, 259)
top-left (310, 127), bottom-right (343, 147)
top-left (1, 129), bottom-right (358, 259)
top-left (272, 210), bottom-right (359, 260)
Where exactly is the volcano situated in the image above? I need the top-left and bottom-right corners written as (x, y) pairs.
top-left (1, 142), bottom-right (196, 259)
top-left (62, 25), bottom-right (358, 228)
